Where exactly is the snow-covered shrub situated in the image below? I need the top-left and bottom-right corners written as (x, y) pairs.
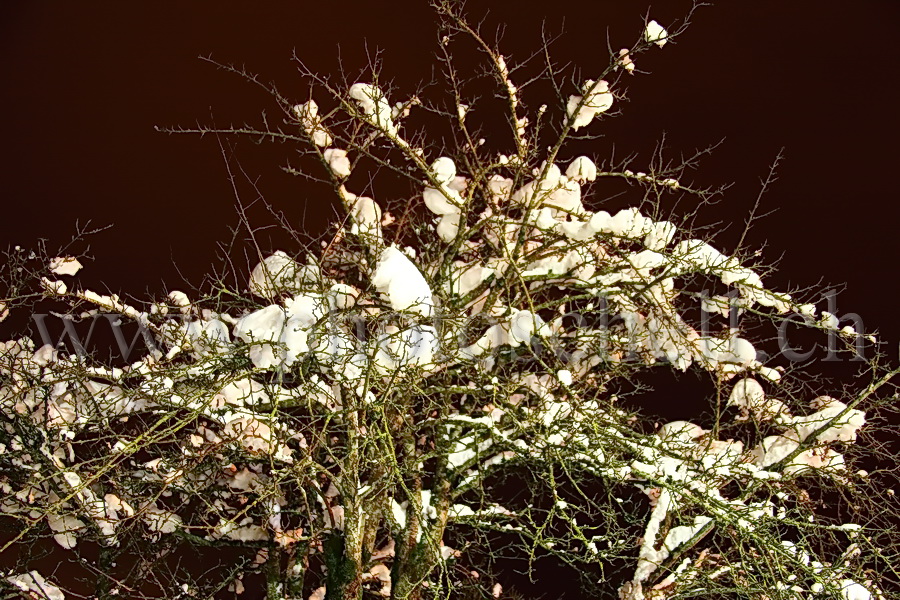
top-left (1, 4), bottom-right (897, 600)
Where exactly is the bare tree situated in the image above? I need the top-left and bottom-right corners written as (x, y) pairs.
top-left (1, 4), bottom-right (898, 600)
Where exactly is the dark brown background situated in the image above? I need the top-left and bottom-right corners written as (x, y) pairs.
top-left (2, 0), bottom-right (899, 346)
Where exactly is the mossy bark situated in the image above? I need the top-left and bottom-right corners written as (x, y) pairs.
top-left (324, 532), bottom-right (362, 600)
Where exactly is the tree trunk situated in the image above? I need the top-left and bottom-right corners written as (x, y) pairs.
top-left (265, 544), bottom-right (281, 600)
top-left (324, 532), bottom-right (362, 600)
top-left (391, 542), bottom-right (425, 600)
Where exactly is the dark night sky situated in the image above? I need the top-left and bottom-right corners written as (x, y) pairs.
top-left (2, 1), bottom-right (900, 347)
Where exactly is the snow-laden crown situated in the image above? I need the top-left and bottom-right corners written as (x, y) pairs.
top-left (0, 13), bottom-right (888, 600)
